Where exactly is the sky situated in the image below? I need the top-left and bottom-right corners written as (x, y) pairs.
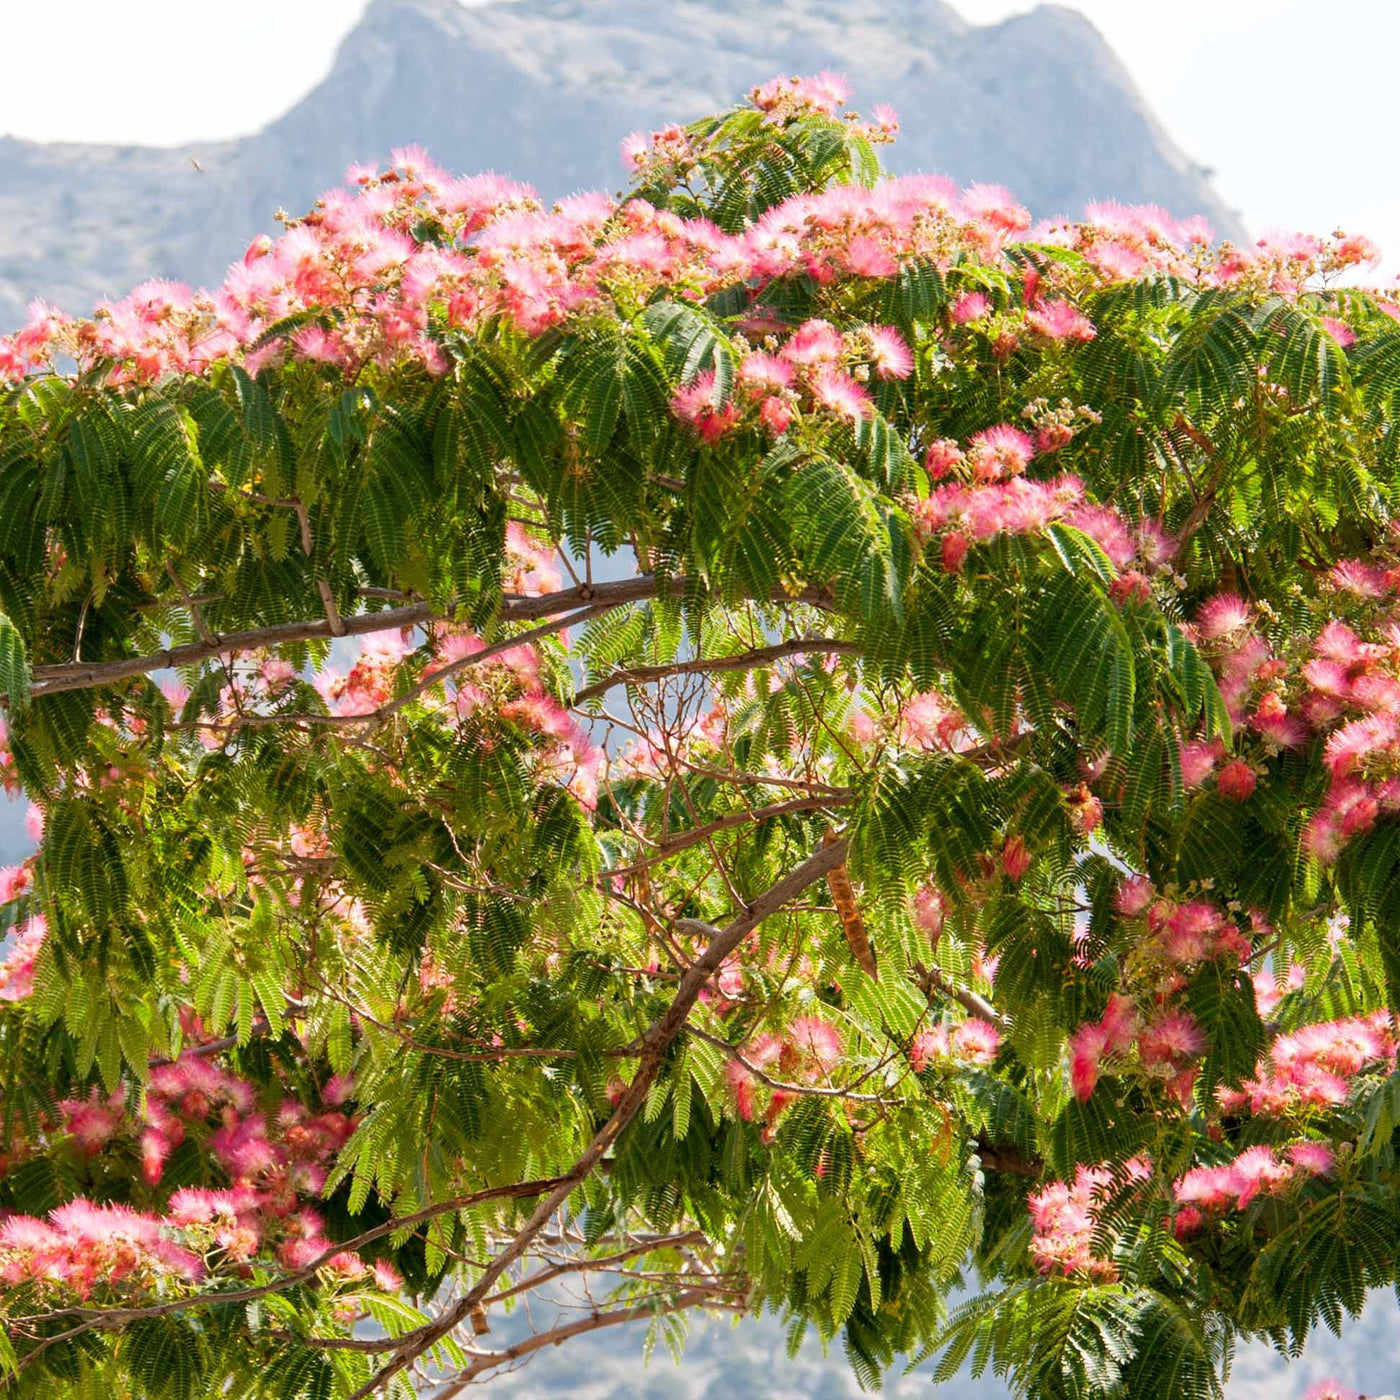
top-left (0, 0), bottom-right (1397, 272)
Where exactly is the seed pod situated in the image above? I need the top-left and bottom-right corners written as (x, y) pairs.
top-left (824, 828), bottom-right (876, 978)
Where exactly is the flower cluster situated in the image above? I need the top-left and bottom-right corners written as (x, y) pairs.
top-left (670, 318), bottom-right (913, 442)
top-left (0, 1200), bottom-right (202, 1298)
top-left (909, 1018), bottom-right (1002, 1070)
top-left (725, 1016), bottom-right (844, 1138)
top-left (0, 915), bottom-right (45, 1002)
top-left (2, 76), bottom-right (1383, 393)
top-left (1217, 1011), bottom-right (1397, 1117)
top-left (1027, 1160), bottom-right (1149, 1279)
top-left (1172, 1140), bottom-right (1335, 1232)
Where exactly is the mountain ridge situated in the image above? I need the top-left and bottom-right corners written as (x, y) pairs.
top-left (0, 0), bottom-right (1242, 329)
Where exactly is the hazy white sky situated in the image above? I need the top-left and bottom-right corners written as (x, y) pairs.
top-left (0, 0), bottom-right (1396, 262)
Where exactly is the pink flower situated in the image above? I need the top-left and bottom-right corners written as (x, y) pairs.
top-left (1216, 759), bottom-right (1257, 802)
top-left (1114, 875), bottom-right (1154, 917)
top-left (951, 1019), bottom-right (1002, 1065)
top-left (1303, 1384), bottom-right (1357, 1400)
top-left (845, 235), bottom-right (897, 278)
top-left (810, 368), bottom-right (872, 423)
top-left (941, 532), bottom-right (970, 574)
top-left (780, 318), bottom-right (844, 367)
top-left (923, 439), bottom-right (964, 480)
top-left (967, 424), bottom-right (1035, 480)
top-left (1138, 1010), bottom-right (1205, 1067)
top-left (1286, 1140), bottom-right (1335, 1176)
top-left (867, 325), bottom-right (913, 379)
top-left (1196, 593), bottom-right (1250, 640)
top-left (1319, 316), bottom-right (1356, 348)
top-left (760, 396), bottom-right (793, 436)
top-left (790, 1016), bottom-right (842, 1069)
top-left (1069, 1023), bottom-right (1108, 1100)
top-left (870, 103), bottom-right (899, 134)
top-left (1026, 299), bottom-right (1096, 342)
top-left (951, 292), bottom-right (991, 324)
top-left (1179, 740), bottom-right (1222, 788)
top-left (912, 884), bottom-right (948, 939)
top-left (1001, 835), bottom-right (1032, 881)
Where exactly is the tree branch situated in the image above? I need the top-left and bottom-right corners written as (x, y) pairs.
top-left (433, 1285), bottom-right (725, 1394)
top-left (18, 575), bottom-right (836, 703)
top-left (573, 638), bottom-right (860, 705)
top-left (347, 837), bottom-right (850, 1399)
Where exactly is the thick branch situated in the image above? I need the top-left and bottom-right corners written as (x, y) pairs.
top-left (348, 837), bottom-right (850, 1398)
top-left (434, 1285), bottom-right (723, 1393)
top-left (601, 794), bottom-right (853, 879)
top-left (19, 575), bottom-right (835, 702)
top-left (573, 638), bottom-right (860, 705)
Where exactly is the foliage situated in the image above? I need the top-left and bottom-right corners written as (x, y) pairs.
top-left (0, 70), bottom-right (1398, 1399)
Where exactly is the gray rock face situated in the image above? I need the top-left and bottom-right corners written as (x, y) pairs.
top-left (0, 0), bottom-right (1242, 330)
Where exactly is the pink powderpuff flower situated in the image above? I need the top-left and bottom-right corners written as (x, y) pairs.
top-left (1230, 1145), bottom-right (1291, 1208)
top-left (1325, 713), bottom-right (1399, 777)
top-left (1196, 593), bottom-right (1251, 640)
top-left (909, 1026), bottom-right (950, 1070)
top-left (1303, 1382), bottom-right (1357, 1400)
top-left (619, 131), bottom-right (650, 170)
top-left (870, 103), bottom-right (899, 134)
top-left (1066, 503), bottom-right (1135, 569)
top-left (0, 865), bottom-right (32, 903)
top-left (941, 532), bottom-right (970, 574)
top-left (1069, 1022), bottom-right (1108, 1100)
top-left (790, 1017), bottom-right (843, 1070)
top-left (322, 1073), bottom-right (355, 1106)
top-left (1286, 1140), bottom-right (1335, 1176)
top-left (923, 439), bottom-right (964, 480)
top-left (912, 884), bottom-right (948, 940)
top-left (1330, 559), bottom-right (1389, 597)
top-left (780, 318), bottom-right (844, 367)
top-left (951, 292), bottom-right (991, 324)
top-left (810, 368), bottom-right (872, 423)
top-left (1001, 835), bottom-right (1032, 881)
top-left (1319, 317), bottom-right (1356, 348)
top-left (24, 803), bottom-right (44, 843)
top-left (967, 424), bottom-right (1034, 480)
top-left (960, 183), bottom-right (1031, 234)
top-left (844, 235), bottom-right (898, 278)
top-left (760, 396), bottom-right (793, 436)
top-left (1216, 759), bottom-right (1257, 802)
top-left (1179, 740), bottom-right (1223, 788)
top-left (867, 325), bottom-right (913, 379)
top-left (1026, 299), bottom-right (1096, 342)
top-left (1314, 618), bottom-right (1367, 665)
top-left (951, 1019), bottom-right (1002, 1065)
top-left (1138, 1010), bottom-right (1205, 1067)
top-left (737, 352), bottom-right (795, 391)
top-left (1174, 1164), bottom-right (1238, 1212)
top-left (1114, 874), bottom-right (1155, 917)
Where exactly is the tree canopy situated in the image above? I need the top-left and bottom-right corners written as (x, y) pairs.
top-left (1, 72), bottom-right (1399, 1400)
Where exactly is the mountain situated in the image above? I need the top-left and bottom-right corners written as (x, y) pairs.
top-left (0, 0), bottom-right (1244, 330)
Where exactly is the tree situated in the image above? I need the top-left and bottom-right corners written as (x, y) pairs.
top-left (0, 70), bottom-right (1396, 1400)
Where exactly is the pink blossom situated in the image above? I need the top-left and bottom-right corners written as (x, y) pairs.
top-left (1026, 299), bottom-right (1096, 342)
top-left (810, 368), bottom-right (872, 422)
top-left (967, 424), bottom-right (1035, 480)
top-left (1114, 875), bottom-right (1154, 917)
top-left (1196, 593), bottom-right (1251, 640)
top-left (867, 325), bottom-right (913, 379)
top-left (951, 292), bottom-right (991, 324)
top-left (951, 1019), bottom-right (1002, 1065)
top-left (1216, 759), bottom-right (1257, 802)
